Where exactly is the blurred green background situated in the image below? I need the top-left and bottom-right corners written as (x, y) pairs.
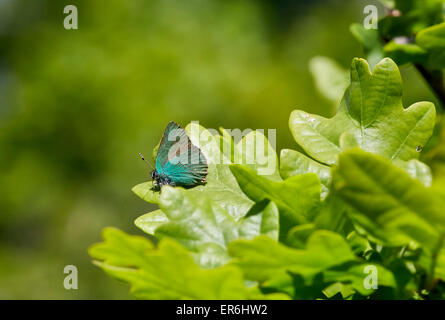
top-left (0, 0), bottom-right (438, 299)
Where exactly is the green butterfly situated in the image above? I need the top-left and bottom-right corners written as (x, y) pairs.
top-left (140, 121), bottom-right (208, 190)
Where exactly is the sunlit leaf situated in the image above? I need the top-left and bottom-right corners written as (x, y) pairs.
top-left (230, 164), bottom-right (321, 240)
top-left (228, 231), bottom-right (355, 282)
top-left (153, 186), bottom-right (279, 268)
top-left (90, 228), bottom-right (288, 299)
top-left (284, 58), bottom-right (435, 188)
top-left (309, 56), bottom-right (349, 104)
top-left (333, 149), bottom-right (445, 244)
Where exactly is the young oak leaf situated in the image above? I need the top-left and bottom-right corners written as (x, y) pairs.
top-left (290, 58), bottom-right (435, 165)
top-left (228, 231), bottom-right (356, 283)
top-left (350, 24), bottom-right (384, 70)
top-left (322, 263), bottom-right (397, 297)
top-left (282, 58), bottom-right (435, 188)
top-left (378, 0), bottom-right (445, 39)
top-left (229, 230), bottom-right (396, 298)
top-left (229, 164), bottom-right (321, 241)
top-left (332, 149), bottom-right (445, 243)
top-left (384, 21), bottom-right (445, 69)
top-left (134, 209), bottom-right (168, 235)
top-left (264, 261), bottom-right (397, 299)
top-left (332, 149), bottom-right (445, 284)
top-left (153, 186), bottom-right (279, 268)
top-left (417, 21), bottom-right (445, 69)
top-left (332, 149), bottom-right (445, 282)
top-left (280, 149), bottom-right (331, 196)
top-left (233, 129), bottom-right (281, 181)
top-left (132, 181), bottom-right (160, 204)
top-left (309, 56), bottom-right (349, 105)
top-left (383, 42), bottom-right (428, 66)
top-left (89, 228), bottom-right (288, 300)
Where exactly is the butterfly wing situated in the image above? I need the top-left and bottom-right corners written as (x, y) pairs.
top-left (155, 121), bottom-right (185, 172)
top-left (156, 121), bottom-right (208, 187)
top-left (163, 146), bottom-right (207, 186)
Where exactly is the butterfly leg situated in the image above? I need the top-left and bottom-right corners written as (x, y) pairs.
top-left (151, 180), bottom-right (160, 191)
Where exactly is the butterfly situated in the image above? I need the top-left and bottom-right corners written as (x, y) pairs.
top-left (140, 121), bottom-right (208, 190)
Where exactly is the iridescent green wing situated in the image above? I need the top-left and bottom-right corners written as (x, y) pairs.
top-left (156, 121), bottom-right (208, 186)
top-left (155, 121), bottom-right (185, 173)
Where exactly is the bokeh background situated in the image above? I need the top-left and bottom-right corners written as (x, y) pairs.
top-left (0, 0), bottom-right (438, 299)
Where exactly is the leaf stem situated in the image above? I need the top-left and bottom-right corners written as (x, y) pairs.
top-left (415, 64), bottom-right (445, 110)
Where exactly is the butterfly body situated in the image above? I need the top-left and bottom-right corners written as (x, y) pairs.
top-left (151, 170), bottom-right (175, 190)
top-left (150, 121), bottom-right (208, 190)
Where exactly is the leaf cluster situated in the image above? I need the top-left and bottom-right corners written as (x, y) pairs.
top-left (89, 55), bottom-right (445, 299)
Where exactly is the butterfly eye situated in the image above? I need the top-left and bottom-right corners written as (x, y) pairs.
top-left (151, 170), bottom-right (156, 180)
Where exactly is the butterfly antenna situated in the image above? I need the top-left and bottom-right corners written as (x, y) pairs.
top-left (139, 153), bottom-right (155, 170)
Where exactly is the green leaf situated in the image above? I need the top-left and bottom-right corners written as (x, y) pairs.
top-left (187, 122), bottom-right (280, 181)
top-left (280, 149), bottom-right (330, 197)
top-left (350, 24), bottom-right (384, 70)
top-left (357, 1), bottom-right (445, 69)
top-left (228, 231), bottom-right (356, 283)
top-left (432, 247), bottom-right (445, 281)
top-left (332, 149), bottom-right (445, 248)
top-left (379, 0), bottom-right (395, 8)
top-left (90, 228), bottom-right (288, 300)
top-left (187, 164), bottom-right (254, 220)
top-left (218, 127), bottom-right (235, 163)
top-left (191, 126), bottom-right (280, 218)
top-left (229, 164), bottom-right (321, 240)
top-left (233, 129), bottom-right (281, 181)
top-left (284, 58), bottom-right (435, 189)
top-left (383, 42), bottom-right (428, 66)
top-left (257, 257), bottom-right (397, 298)
top-left (237, 200), bottom-right (279, 240)
top-left (89, 227), bottom-right (154, 266)
top-left (132, 181), bottom-right (160, 204)
top-left (424, 116), bottom-right (445, 186)
top-left (290, 58), bottom-right (435, 165)
top-left (185, 122), bottom-right (255, 218)
top-left (323, 263), bottom-right (397, 296)
top-left (310, 193), bottom-right (348, 233)
top-left (289, 110), bottom-right (341, 166)
top-left (346, 231), bottom-right (370, 256)
top-left (417, 22), bottom-right (445, 69)
top-left (323, 282), bottom-right (356, 299)
top-left (286, 224), bottom-right (316, 249)
top-left (333, 149), bottom-right (445, 285)
top-left (309, 56), bottom-right (349, 104)
top-left (379, 0), bottom-right (444, 38)
top-left (134, 209), bottom-right (168, 235)
top-left (339, 132), bottom-right (360, 150)
top-left (153, 186), bottom-right (278, 268)
top-left (395, 159), bottom-right (432, 187)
